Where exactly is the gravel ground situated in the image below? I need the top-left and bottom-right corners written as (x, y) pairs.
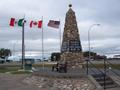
top-left (0, 73), bottom-right (96, 90)
top-left (0, 73), bottom-right (40, 90)
top-left (23, 75), bottom-right (96, 90)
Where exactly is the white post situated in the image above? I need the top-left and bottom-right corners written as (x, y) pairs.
top-left (41, 16), bottom-right (44, 70)
top-left (22, 19), bottom-right (25, 70)
top-left (59, 19), bottom-right (61, 52)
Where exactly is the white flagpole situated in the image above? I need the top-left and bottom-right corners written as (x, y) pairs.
top-left (22, 15), bottom-right (26, 70)
top-left (59, 19), bottom-right (61, 52)
top-left (41, 16), bottom-right (44, 70)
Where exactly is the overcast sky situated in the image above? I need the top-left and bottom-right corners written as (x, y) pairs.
top-left (0, 0), bottom-right (120, 58)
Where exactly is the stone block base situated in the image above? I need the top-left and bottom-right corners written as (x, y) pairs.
top-left (60, 52), bottom-right (84, 68)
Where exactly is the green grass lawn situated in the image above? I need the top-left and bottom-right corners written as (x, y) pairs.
top-left (0, 67), bottom-right (21, 73)
top-left (33, 63), bottom-right (54, 68)
top-left (0, 63), bottom-right (54, 74)
top-left (10, 70), bottom-right (32, 74)
top-left (0, 63), bottom-right (120, 74)
top-left (0, 67), bottom-right (32, 74)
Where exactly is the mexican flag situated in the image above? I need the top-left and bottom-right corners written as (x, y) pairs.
top-left (9, 18), bottom-right (24, 27)
top-left (30, 20), bottom-right (42, 28)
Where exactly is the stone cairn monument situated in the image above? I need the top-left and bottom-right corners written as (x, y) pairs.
top-left (60, 4), bottom-right (83, 68)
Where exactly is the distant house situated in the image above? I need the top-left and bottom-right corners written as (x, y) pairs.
top-left (8, 55), bottom-right (42, 62)
top-left (113, 55), bottom-right (120, 59)
top-left (20, 58), bottom-right (35, 64)
top-left (8, 55), bottom-right (20, 61)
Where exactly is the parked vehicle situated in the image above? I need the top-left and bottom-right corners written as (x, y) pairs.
top-left (0, 58), bottom-right (5, 64)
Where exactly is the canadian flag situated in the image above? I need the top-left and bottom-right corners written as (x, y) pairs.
top-left (30, 20), bottom-right (42, 28)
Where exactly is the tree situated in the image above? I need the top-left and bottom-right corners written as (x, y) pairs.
top-left (83, 51), bottom-right (97, 58)
top-left (51, 52), bottom-right (60, 61)
top-left (83, 51), bottom-right (107, 60)
top-left (0, 48), bottom-right (12, 59)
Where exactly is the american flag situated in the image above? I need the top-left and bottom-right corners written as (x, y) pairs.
top-left (48, 20), bottom-right (60, 28)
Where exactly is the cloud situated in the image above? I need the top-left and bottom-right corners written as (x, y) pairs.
top-left (0, 0), bottom-right (120, 58)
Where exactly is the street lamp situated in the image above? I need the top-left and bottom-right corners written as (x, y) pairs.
top-left (87, 24), bottom-right (100, 75)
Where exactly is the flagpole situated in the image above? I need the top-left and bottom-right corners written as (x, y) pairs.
top-left (41, 16), bottom-right (44, 70)
top-left (59, 19), bottom-right (61, 52)
top-left (22, 18), bottom-right (25, 70)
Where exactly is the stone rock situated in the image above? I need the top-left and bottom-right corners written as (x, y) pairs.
top-left (23, 76), bottom-right (96, 90)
